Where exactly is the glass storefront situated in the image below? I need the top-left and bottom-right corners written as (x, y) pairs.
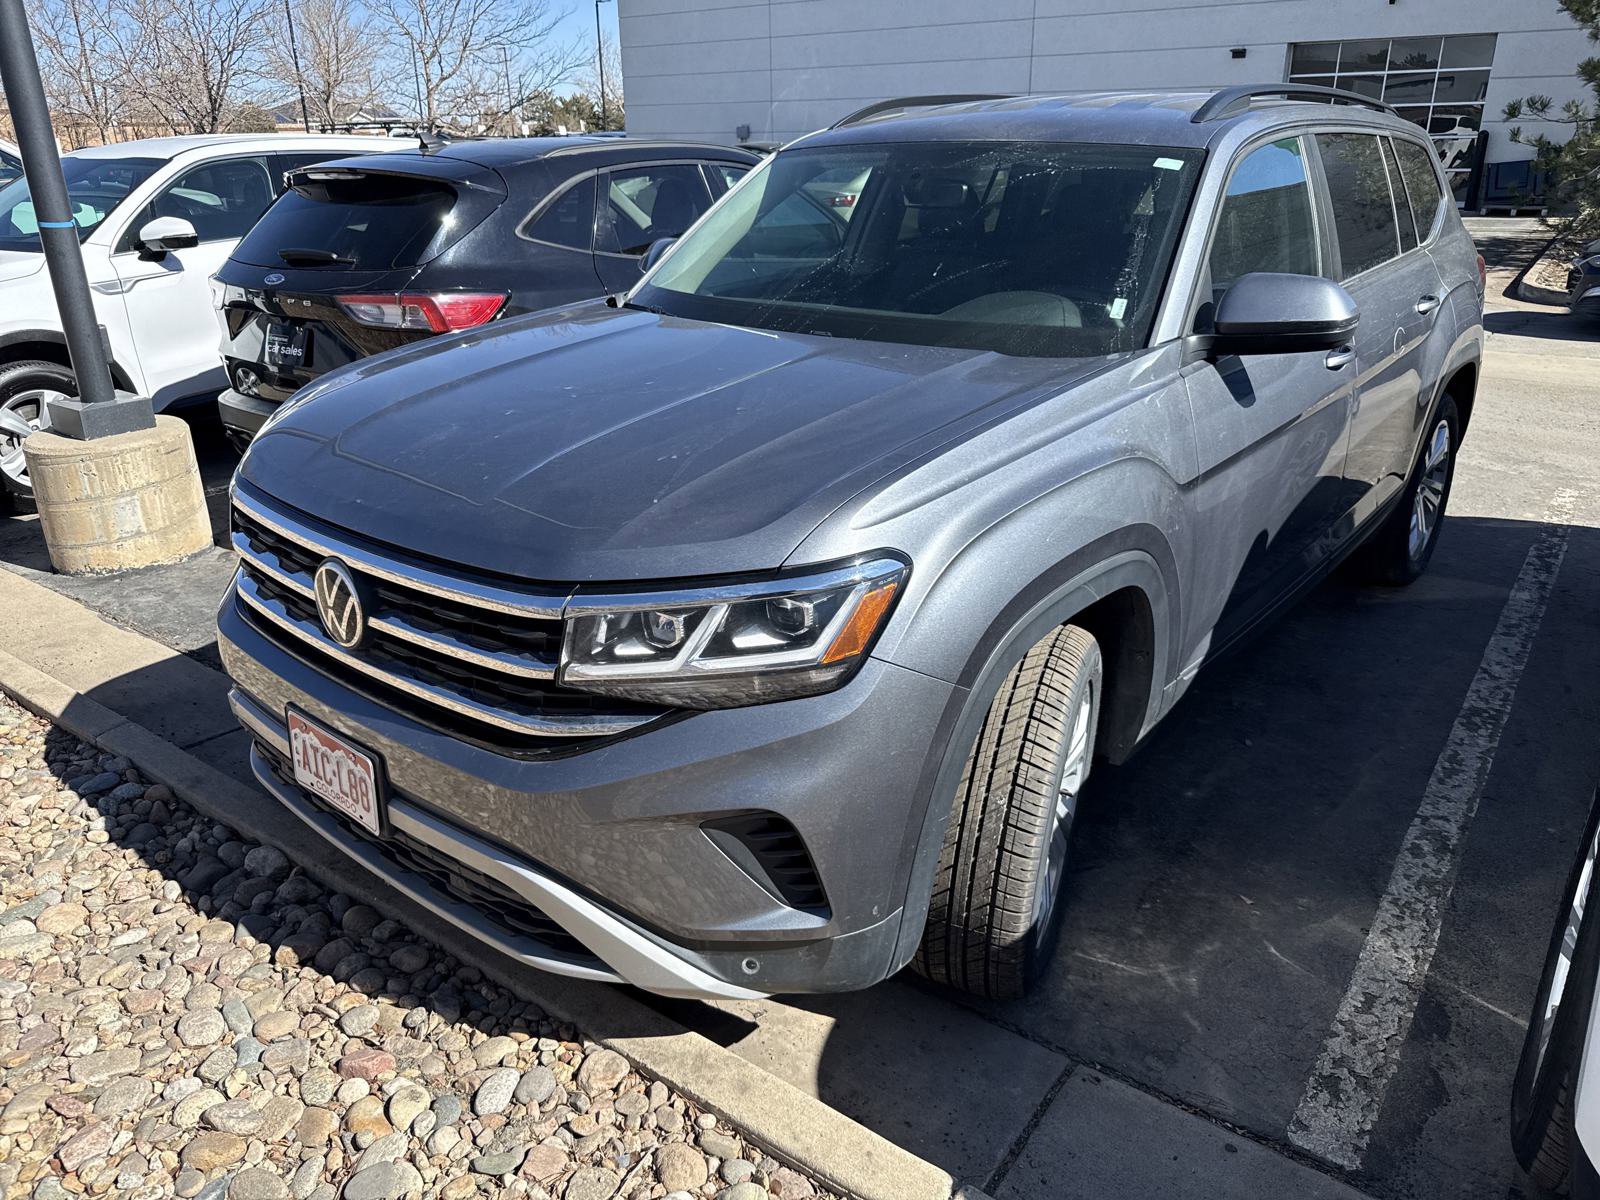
top-left (1286, 34), bottom-right (1496, 203)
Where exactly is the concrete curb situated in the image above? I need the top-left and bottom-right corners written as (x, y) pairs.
top-left (0, 576), bottom-right (953, 1200)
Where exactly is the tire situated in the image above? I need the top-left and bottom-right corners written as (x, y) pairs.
top-left (0, 359), bottom-right (76, 511)
top-left (914, 624), bottom-right (1102, 1000)
top-left (1512, 788), bottom-right (1600, 1193)
top-left (1357, 395), bottom-right (1460, 585)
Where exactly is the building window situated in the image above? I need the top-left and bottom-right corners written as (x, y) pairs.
top-left (1287, 34), bottom-right (1495, 202)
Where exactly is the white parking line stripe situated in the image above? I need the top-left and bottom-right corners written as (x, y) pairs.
top-left (1287, 490), bottom-right (1576, 1169)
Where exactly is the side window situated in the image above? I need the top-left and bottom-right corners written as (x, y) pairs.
top-left (1383, 140), bottom-right (1419, 253)
top-left (1392, 137), bottom-right (1446, 245)
top-left (119, 157), bottom-right (274, 251)
top-left (523, 175), bottom-right (597, 250)
top-left (1207, 137), bottom-right (1321, 297)
top-left (705, 162), bottom-right (749, 197)
top-left (1316, 132), bottom-right (1401, 279)
top-left (596, 164), bottom-right (712, 256)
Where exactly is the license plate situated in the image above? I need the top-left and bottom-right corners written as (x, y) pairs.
top-left (263, 321), bottom-right (308, 369)
top-left (287, 709), bottom-right (383, 835)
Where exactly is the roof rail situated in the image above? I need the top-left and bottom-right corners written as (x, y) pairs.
top-left (1192, 83), bottom-right (1398, 124)
top-left (830, 94), bottom-right (1015, 130)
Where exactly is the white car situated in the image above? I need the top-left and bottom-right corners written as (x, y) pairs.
top-left (0, 133), bottom-right (399, 495)
top-left (1513, 787), bottom-right (1600, 1197)
top-left (0, 140), bottom-right (19, 187)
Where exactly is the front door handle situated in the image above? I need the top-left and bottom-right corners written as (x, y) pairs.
top-left (1325, 345), bottom-right (1356, 371)
top-left (1415, 294), bottom-right (1442, 316)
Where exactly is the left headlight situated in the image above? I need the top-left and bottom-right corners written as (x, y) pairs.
top-left (560, 555), bottom-right (908, 709)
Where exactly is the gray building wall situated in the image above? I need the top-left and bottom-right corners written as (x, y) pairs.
top-left (618, 0), bottom-right (1589, 166)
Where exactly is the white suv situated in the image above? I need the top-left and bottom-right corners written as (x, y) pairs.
top-left (0, 133), bottom-right (399, 483)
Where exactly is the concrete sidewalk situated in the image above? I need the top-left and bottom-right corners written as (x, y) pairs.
top-left (0, 559), bottom-right (1376, 1200)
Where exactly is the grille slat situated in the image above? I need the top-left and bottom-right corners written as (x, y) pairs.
top-left (231, 492), bottom-right (663, 748)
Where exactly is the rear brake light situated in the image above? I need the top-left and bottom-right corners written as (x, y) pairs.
top-left (337, 292), bottom-right (507, 333)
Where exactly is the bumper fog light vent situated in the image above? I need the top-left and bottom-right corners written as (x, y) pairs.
top-left (703, 813), bottom-right (828, 914)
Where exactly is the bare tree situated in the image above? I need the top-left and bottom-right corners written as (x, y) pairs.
top-left (270, 0), bottom-right (382, 129)
top-left (125, 0), bottom-right (273, 134)
top-left (576, 31), bottom-right (623, 130)
top-left (29, 0), bottom-right (142, 144)
top-left (365, 0), bottom-right (586, 131)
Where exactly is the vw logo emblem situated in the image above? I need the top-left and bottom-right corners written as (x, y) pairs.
top-left (263, 272), bottom-right (285, 286)
top-left (313, 559), bottom-right (366, 649)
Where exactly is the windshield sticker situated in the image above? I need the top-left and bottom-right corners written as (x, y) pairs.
top-left (1153, 157), bottom-right (1186, 171)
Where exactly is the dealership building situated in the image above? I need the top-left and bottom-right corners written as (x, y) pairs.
top-left (618, 0), bottom-right (1592, 208)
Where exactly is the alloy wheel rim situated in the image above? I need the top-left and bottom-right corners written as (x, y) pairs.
top-left (1408, 419), bottom-right (1451, 561)
top-left (1534, 823), bottom-right (1600, 1086)
top-left (0, 390), bottom-right (61, 496)
top-left (1034, 681), bottom-right (1095, 937)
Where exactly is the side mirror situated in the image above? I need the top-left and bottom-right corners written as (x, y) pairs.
top-left (1206, 272), bottom-right (1359, 357)
top-left (641, 237), bottom-right (677, 273)
top-left (137, 216), bottom-right (198, 258)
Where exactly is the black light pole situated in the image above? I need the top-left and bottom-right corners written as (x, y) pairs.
top-left (594, 0), bottom-right (613, 129)
top-left (0, 0), bottom-right (153, 439)
top-left (283, 0), bottom-right (312, 133)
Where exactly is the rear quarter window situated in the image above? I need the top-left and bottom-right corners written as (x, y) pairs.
top-left (231, 174), bottom-right (458, 271)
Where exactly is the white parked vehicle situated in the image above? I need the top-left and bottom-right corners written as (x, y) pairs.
top-left (1513, 788), bottom-right (1600, 1197)
top-left (0, 133), bottom-right (399, 502)
top-left (0, 140), bottom-right (19, 187)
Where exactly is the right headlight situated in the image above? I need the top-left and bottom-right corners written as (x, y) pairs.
top-left (560, 555), bottom-right (908, 709)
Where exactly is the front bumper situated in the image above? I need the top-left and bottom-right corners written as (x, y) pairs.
top-left (218, 582), bottom-right (958, 997)
top-left (217, 387), bottom-right (280, 441)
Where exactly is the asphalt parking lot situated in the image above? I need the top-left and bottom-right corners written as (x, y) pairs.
top-left (0, 218), bottom-right (1594, 1200)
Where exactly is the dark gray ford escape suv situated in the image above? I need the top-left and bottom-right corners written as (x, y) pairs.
top-left (219, 87), bottom-right (1485, 1001)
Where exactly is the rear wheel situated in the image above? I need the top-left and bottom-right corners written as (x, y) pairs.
top-left (0, 360), bottom-right (76, 510)
top-left (914, 624), bottom-right (1102, 1000)
top-left (1512, 789), bottom-right (1600, 1193)
top-left (1358, 396), bottom-right (1459, 585)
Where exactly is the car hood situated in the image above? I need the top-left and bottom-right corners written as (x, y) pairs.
top-left (239, 303), bottom-right (1109, 582)
top-left (0, 250), bottom-right (45, 286)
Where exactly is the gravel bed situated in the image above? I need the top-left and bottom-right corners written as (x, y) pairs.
top-left (0, 694), bottom-right (833, 1200)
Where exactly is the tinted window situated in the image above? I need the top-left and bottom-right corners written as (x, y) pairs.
top-left (639, 140), bottom-right (1202, 358)
top-left (1383, 140), bottom-right (1419, 253)
top-left (706, 162), bottom-right (749, 196)
top-left (1316, 133), bottom-right (1401, 279)
top-left (596, 164), bottom-right (711, 256)
top-left (0, 149), bottom-right (20, 188)
top-left (126, 157), bottom-right (275, 248)
top-left (231, 173), bottom-right (457, 270)
top-left (0, 155), bottom-right (160, 251)
top-left (1392, 137), bottom-right (1445, 243)
top-left (1208, 138), bottom-right (1320, 294)
top-left (523, 175), bottom-right (595, 249)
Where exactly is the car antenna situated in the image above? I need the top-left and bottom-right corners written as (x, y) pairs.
top-left (418, 129), bottom-right (449, 152)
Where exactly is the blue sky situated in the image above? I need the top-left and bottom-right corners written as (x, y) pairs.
top-left (549, 0), bottom-right (621, 90)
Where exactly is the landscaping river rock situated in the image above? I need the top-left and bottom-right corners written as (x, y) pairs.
top-left (0, 695), bottom-right (832, 1200)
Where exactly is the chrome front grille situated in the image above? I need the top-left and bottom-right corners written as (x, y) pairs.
top-left (230, 488), bottom-right (663, 748)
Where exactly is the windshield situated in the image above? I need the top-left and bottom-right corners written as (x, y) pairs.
top-left (635, 140), bottom-right (1202, 357)
top-left (0, 155), bottom-right (162, 252)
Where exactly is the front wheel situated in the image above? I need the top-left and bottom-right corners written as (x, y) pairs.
top-left (1512, 789), bottom-right (1600, 1193)
top-left (913, 624), bottom-right (1102, 1000)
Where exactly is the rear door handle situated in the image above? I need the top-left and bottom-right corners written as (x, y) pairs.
top-left (1415, 295), bottom-right (1441, 316)
top-left (1325, 345), bottom-right (1356, 371)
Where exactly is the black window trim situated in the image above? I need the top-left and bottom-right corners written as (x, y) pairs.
top-left (1308, 126), bottom-right (1419, 285)
top-left (110, 151), bottom-right (275, 256)
top-left (1183, 128), bottom-right (1330, 336)
top-left (517, 158), bottom-right (731, 257)
top-left (1386, 132), bottom-right (1448, 248)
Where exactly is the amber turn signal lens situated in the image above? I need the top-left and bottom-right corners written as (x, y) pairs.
top-left (821, 580), bottom-right (899, 664)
